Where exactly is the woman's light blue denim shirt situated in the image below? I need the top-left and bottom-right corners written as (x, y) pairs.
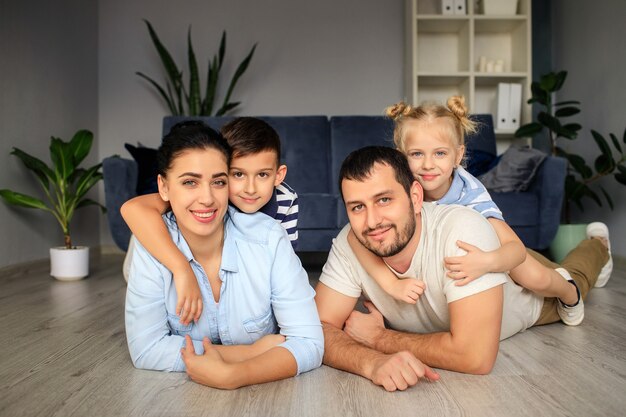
top-left (125, 206), bottom-right (323, 374)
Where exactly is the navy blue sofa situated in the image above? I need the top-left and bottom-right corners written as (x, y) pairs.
top-left (103, 115), bottom-right (566, 252)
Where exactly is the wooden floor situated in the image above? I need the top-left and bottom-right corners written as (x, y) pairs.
top-left (1, 254), bottom-right (625, 417)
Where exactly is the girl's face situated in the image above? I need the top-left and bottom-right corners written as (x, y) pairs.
top-left (403, 120), bottom-right (464, 201)
top-left (158, 148), bottom-right (229, 247)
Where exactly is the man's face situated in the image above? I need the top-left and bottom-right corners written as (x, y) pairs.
top-left (342, 163), bottom-right (420, 258)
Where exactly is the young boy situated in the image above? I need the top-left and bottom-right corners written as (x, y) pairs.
top-left (121, 118), bottom-right (299, 324)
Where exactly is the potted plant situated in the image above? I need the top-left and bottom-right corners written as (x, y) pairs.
top-left (0, 130), bottom-right (105, 280)
top-left (137, 20), bottom-right (257, 116)
top-left (515, 71), bottom-right (626, 261)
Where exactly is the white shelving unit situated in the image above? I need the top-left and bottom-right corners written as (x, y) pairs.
top-left (404, 0), bottom-right (532, 147)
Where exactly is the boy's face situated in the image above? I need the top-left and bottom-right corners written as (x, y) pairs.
top-left (228, 150), bottom-right (287, 213)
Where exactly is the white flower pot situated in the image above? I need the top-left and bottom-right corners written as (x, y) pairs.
top-left (50, 246), bottom-right (90, 281)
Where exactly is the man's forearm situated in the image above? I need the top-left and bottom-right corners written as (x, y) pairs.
top-left (322, 322), bottom-right (382, 380)
top-left (373, 328), bottom-right (494, 374)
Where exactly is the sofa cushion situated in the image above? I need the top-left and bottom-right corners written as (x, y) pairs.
top-left (480, 146), bottom-right (547, 193)
top-left (330, 116), bottom-right (395, 194)
top-left (162, 116), bottom-right (332, 195)
top-left (492, 192), bottom-right (538, 226)
top-left (297, 193), bottom-right (338, 229)
top-left (124, 143), bottom-right (158, 195)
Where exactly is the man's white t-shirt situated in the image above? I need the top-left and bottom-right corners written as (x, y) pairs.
top-left (320, 203), bottom-right (543, 340)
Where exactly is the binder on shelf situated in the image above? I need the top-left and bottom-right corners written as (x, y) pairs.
top-left (440, 0), bottom-right (455, 15)
top-left (453, 0), bottom-right (467, 15)
top-left (496, 83), bottom-right (510, 131)
top-left (508, 83), bottom-right (522, 130)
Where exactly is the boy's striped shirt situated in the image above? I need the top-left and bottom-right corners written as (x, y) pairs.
top-left (260, 182), bottom-right (299, 249)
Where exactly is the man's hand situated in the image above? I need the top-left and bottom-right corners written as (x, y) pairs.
top-left (181, 335), bottom-right (238, 389)
top-left (173, 267), bottom-right (203, 325)
top-left (387, 278), bottom-right (426, 304)
top-left (368, 351), bottom-right (440, 391)
top-left (344, 301), bottom-right (386, 349)
top-left (444, 240), bottom-right (493, 286)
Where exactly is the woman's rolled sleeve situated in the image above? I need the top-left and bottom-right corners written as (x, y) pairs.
top-left (125, 241), bottom-right (198, 372)
top-left (269, 231), bottom-right (324, 374)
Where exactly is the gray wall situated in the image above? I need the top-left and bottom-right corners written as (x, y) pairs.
top-left (0, 0), bottom-right (99, 268)
top-left (552, 0), bottom-right (626, 258)
top-left (2, 0), bottom-right (624, 267)
top-left (97, 0), bottom-right (405, 248)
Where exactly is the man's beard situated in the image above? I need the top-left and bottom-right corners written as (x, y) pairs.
top-left (356, 206), bottom-right (416, 258)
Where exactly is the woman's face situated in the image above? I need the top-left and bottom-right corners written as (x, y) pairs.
top-left (158, 147), bottom-right (229, 245)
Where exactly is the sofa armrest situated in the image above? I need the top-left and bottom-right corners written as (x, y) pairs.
top-left (103, 156), bottom-right (138, 251)
top-left (528, 155), bottom-right (567, 249)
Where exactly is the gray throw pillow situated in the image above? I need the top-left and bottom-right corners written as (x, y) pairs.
top-left (479, 146), bottom-right (547, 193)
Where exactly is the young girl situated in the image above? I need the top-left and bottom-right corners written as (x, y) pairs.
top-left (125, 121), bottom-right (323, 388)
top-left (347, 96), bottom-right (584, 326)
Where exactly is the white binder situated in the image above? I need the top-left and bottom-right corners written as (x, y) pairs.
top-left (453, 0), bottom-right (467, 15)
top-left (508, 83), bottom-right (522, 130)
top-left (496, 83), bottom-right (510, 130)
top-left (440, 0), bottom-right (455, 15)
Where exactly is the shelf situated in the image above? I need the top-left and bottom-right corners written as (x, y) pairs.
top-left (405, 0), bottom-right (532, 138)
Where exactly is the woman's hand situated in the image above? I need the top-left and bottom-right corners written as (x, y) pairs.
top-left (444, 240), bottom-right (494, 286)
top-left (181, 335), bottom-right (239, 390)
top-left (173, 266), bottom-right (203, 325)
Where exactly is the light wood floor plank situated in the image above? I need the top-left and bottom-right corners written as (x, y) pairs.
top-left (1, 254), bottom-right (625, 417)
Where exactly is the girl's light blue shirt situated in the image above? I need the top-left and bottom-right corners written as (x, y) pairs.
top-left (125, 206), bottom-right (323, 375)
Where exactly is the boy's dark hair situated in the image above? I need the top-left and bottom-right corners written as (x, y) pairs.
top-left (157, 120), bottom-right (231, 176)
top-left (338, 146), bottom-right (414, 199)
top-left (221, 117), bottom-right (281, 163)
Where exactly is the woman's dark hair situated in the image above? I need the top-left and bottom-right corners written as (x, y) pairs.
top-left (338, 146), bottom-right (415, 199)
top-left (157, 120), bottom-right (232, 176)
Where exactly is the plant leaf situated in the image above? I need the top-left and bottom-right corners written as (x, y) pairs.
top-left (538, 112), bottom-right (562, 133)
top-left (554, 106), bottom-right (580, 117)
top-left (215, 102), bottom-right (240, 117)
top-left (76, 198), bottom-right (107, 213)
top-left (530, 81), bottom-right (548, 105)
top-left (137, 72), bottom-right (178, 115)
top-left (74, 166), bottom-right (103, 202)
top-left (187, 27), bottom-right (201, 116)
top-left (592, 130), bottom-right (614, 161)
top-left (583, 185), bottom-right (602, 207)
top-left (143, 20), bottom-right (184, 113)
top-left (10, 148), bottom-right (54, 189)
top-left (553, 70), bottom-right (568, 91)
top-left (203, 56), bottom-right (219, 116)
top-left (615, 172), bottom-right (626, 185)
top-left (0, 189), bottom-right (50, 210)
top-left (514, 123), bottom-right (542, 138)
top-left (539, 72), bottom-right (557, 92)
top-left (594, 154), bottom-right (615, 174)
top-left (609, 133), bottom-right (622, 153)
top-left (218, 43), bottom-right (257, 115)
top-left (49, 137), bottom-right (74, 182)
top-left (562, 123), bottom-right (582, 133)
top-left (567, 154), bottom-right (592, 179)
top-left (69, 130), bottom-right (93, 167)
top-left (554, 100), bottom-right (581, 106)
top-left (218, 31), bottom-right (226, 69)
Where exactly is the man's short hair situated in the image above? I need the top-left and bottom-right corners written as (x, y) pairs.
top-left (338, 146), bottom-right (415, 199)
top-left (221, 117), bottom-right (281, 164)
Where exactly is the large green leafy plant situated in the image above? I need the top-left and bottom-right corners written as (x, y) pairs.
top-left (515, 71), bottom-right (626, 223)
top-left (137, 20), bottom-right (257, 116)
top-left (0, 130), bottom-right (105, 249)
